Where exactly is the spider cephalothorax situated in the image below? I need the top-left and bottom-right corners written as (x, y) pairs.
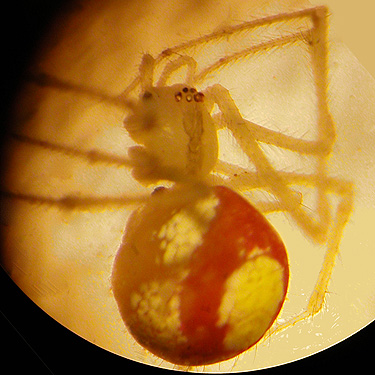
top-left (124, 81), bottom-right (218, 182)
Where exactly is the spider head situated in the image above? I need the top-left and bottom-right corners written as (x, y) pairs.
top-left (124, 84), bottom-right (205, 138)
top-left (123, 83), bottom-right (217, 185)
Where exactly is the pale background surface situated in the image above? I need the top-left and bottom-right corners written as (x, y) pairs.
top-left (311, 0), bottom-right (375, 78)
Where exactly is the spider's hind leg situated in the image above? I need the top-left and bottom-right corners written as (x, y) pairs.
top-left (267, 177), bottom-right (354, 336)
top-left (307, 181), bottom-right (354, 315)
top-left (1, 133), bottom-right (151, 212)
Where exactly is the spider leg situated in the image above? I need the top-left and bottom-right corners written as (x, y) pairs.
top-left (156, 55), bottom-right (197, 87)
top-left (268, 178), bottom-right (354, 335)
top-left (0, 181), bottom-right (211, 213)
top-left (213, 159), bottom-right (353, 213)
top-left (0, 190), bottom-right (148, 210)
top-left (1, 133), bottom-right (211, 212)
top-left (7, 133), bottom-right (134, 168)
top-left (212, 160), bottom-right (261, 188)
top-left (1, 133), bottom-right (149, 211)
top-left (138, 52), bottom-right (197, 91)
top-left (194, 30), bottom-right (311, 86)
top-left (212, 113), bottom-right (331, 156)
top-left (214, 143), bottom-right (355, 336)
top-left (212, 160), bottom-right (299, 214)
top-left (118, 6), bottom-right (327, 100)
top-left (215, 160), bottom-right (353, 210)
top-left (138, 53), bottom-right (155, 90)
top-left (6, 133), bottom-right (202, 185)
top-left (28, 72), bottom-right (131, 110)
top-left (159, 7), bottom-right (326, 59)
top-left (193, 7), bottom-right (331, 87)
top-left (307, 180), bottom-right (354, 315)
top-left (213, 153), bottom-right (354, 333)
top-left (204, 7), bottom-right (354, 328)
top-left (206, 83), bottom-right (327, 243)
top-left (210, 81), bottom-right (352, 239)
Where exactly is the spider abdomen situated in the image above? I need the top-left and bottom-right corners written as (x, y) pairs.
top-left (111, 186), bottom-right (289, 365)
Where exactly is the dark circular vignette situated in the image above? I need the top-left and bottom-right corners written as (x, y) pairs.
top-left (0, 1), bottom-right (373, 374)
top-left (0, 1), bottom-right (69, 124)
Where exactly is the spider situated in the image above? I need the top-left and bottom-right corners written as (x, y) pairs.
top-left (0, 3), bottom-right (355, 370)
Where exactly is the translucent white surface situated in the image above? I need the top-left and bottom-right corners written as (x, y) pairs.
top-left (1, 0), bottom-right (375, 372)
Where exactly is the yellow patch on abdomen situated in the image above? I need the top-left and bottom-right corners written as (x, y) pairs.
top-left (217, 255), bottom-right (285, 351)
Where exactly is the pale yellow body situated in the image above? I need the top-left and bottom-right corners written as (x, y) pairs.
top-left (125, 83), bottom-right (218, 182)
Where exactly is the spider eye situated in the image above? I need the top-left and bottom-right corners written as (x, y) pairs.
top-left (182, 87), bottom-right (189, 93)
top-left (175, 92), bottom-right (182, 102)
top-left (152, 186), bottom-right (166, 195)
top-left (194, 92), bottom-right (204, 102)
top-left (142, 91), bottom-right (153, 100)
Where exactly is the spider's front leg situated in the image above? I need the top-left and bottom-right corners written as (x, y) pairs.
top-left (137, 53), bottom-right (198, 90)
top-left (205, 82), bottom-right (354, 332)
top-left (205, 84), bottom-right (324, 242)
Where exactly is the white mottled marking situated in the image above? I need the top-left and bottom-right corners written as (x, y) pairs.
top-left (158, 194), bottom-right (219, 265)
top-left (130, 279), bottom-right (187, 345)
